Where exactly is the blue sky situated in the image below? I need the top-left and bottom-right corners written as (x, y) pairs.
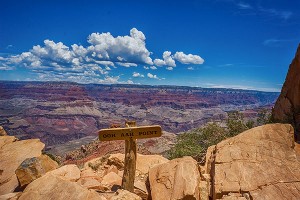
top-left (1, 0), bottom-right (300, 92)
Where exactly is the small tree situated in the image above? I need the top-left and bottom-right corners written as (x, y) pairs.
top-left (226, 111), bottom-right (248, 137)
top-left (257, 108), bottom-right (272, 125)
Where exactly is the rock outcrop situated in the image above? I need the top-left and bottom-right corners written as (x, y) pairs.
top-left (273, 44), bottom-right (300, 142)
top-left (202, 124), bottom-right (300, 199)
top-left (149, 156), bottom-right (201, 200)
top-left (18, 173), bottom-right (104, 200)
top-left (0, 136), bottom-right (45, 194)
top-left (15, 154), bottom-right (58, 187)
top-left (0, 126), bottom-right (7, 136)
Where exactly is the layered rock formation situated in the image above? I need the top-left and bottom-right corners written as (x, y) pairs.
top-left (0, 81), bottom-right (278, 147)
top-left (201, 124), bottom-right (300, 199)
top-left (273, 44), bottom-right (300, 142)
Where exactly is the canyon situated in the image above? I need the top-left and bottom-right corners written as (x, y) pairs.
top-left (0, 81), bottom-right (278, 150)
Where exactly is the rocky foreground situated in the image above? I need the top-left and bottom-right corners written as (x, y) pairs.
top-left (1, 123), bottom-right (300, 200)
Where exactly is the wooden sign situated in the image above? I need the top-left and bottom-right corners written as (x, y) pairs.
top-left (98, 122), bottom-right (163, 192)
top-left (99, 125), bottom-right (162, 141)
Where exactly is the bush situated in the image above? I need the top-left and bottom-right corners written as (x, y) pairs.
top-left (167, 122), bottom-right (226, 161)
top-left (167, 111), bottom-right (256, 162)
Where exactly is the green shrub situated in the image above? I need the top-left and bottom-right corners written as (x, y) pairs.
top-left (167, 111), bottom-right (257, 162)
top-left (167, 122), bottom-right (226, 161)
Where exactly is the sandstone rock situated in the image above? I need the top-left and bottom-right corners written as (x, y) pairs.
top-left (18, 173), bottom-right (105, 200)
top-left (108, 153), bottom-right (168, 175)
top-left (0, 137), bottom-right (45, 195)
top-left (15, 154), bottom-right (58, 187)
top-left (204, 124), bottom-right (300, 199)
top-left (134, 180), bottom-right (149, 200)
top-left (0, 126), bottom-right (7, 136)
top-left (80, 168), bottom-right (99, 178)
top-left (101, 172), bottom-right (122, 188)
top-left (273, 44), bottom-right (300, 141)
top-left (110, 189), bottom-right (142, 200)
top-left (107, 165), bottom-right (118, 175)
top-left (108, 154), bottom-right (125, 170)
top-left (77, 177), bottom-right (102, 190)
top-left (0, 192), bottom-right (22, 200)
top-left (136, 154), bottom-right (168, 175)
top-left (149, 156), bottom-right (200, 200)
top-left (47, 164), bottom-right (80, 181)
top-left (0, 136), bottom-right (16, 149)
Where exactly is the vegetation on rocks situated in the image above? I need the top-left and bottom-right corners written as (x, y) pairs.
top-left (167, 110), bottom-right (272, 161)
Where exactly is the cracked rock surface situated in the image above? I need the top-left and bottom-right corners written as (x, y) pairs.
top-left (204, 124), bottom-right (300, 199)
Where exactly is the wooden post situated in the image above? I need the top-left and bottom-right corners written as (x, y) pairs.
top-left (121, 121), bottom-right (137, 192)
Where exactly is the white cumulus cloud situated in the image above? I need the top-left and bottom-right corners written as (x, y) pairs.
top-left (153, 51), bottom-right (176, 67)
top-left (147, 73), bottom-right (160, 79)
top-left (87, 28), bottom-right (153, 65)
top-left (174, 52), bottom-right (204, 64)
top-left (133, 72), bottom-right (144, 78)
top-left (0, 28), bottom-right (205, 84)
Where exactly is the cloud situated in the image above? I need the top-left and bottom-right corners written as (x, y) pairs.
top-left (0, 28), bottom-right (204, 84)
top-left (153, 51), bottom-right (176, 67)
top-left (116, 62), bottom-right (138, 67)
top-left (258, 7), bottom-right (292, 20)
top-left (187, 66), bottom-right (194, 70)
top-left (6, 45), bottom-right (13, 49)
top-left (147, 73), bottom-right (159, 79)
top-left (132, 72), bottom-right (144, 78)
top-left (166, 67), bottom-right (173, 71)
top-left (237, 2), bottom-right (252, 10)
top-left (263, 38), bottom-right (294, 47)
top-left (87, 28), bottom-right (153, 65)
top-left (174, 52), bottom-right (204, 64)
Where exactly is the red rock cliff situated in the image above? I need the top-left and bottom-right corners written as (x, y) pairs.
top-left (273, 44), bottom-right (300, 142)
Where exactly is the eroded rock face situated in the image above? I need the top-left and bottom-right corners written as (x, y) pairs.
top-left (204, 124), bottom-right (300, 199)
top-left (15, 154), bottom-right (58, 187)
top-left (273, 44), bottom-right (300, 141)
top-left (0, 137), bottom-right (45, 195)
top-left (149, 156), bottom-right (201, 200)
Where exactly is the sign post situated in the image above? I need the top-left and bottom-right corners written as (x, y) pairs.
top-left (98, 121), bottom-right (162, 192)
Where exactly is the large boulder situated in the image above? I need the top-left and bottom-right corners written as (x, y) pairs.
top-left (47, 164), bottom-right (81, 181)
top-left (107, 153), bottom-right (169, 175)
top-left (204, 124), bottom-right (300, 199)
top-left (15, 154), bottom-right (58, 187)
top-left (18, 173), bottom-right (105, 200)
top-left (101, 172), bottom-right (122, 189)
top-left (273, 44), bottom-right (300, 142)
top-left (0, 137), bottom-right (45, 195)
top-left (149, 156), bottom-right (201, 200)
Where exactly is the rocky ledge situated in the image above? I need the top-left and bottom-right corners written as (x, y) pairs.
top-left (1, 124), bottom-right (300, 199)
